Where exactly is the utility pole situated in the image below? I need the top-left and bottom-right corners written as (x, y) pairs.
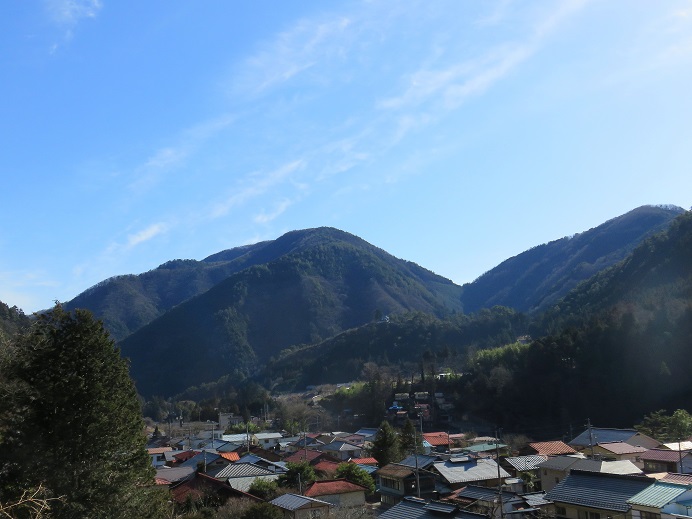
top-left (587, 418), bottom-right (595, 458)
top-left (496, 428), bottom-right (505, 519)
top-left (413, 416), bottom-right (421, 498)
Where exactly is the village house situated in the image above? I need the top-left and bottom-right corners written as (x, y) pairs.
top-left (432, 455), bottom-right (511, 491)
top-left (524, 440), bottom-right (576, 457)
top-left (640, 448), bottom-right (692, 474)
top-left (252, 432), bottom-right (283, 449)
top-left (590, 441), bottom-right (648, 467)
top-left (378, 496), bottom-right (490, 519)
top-left (376, 462), bottom-right (437, 506)
top-left (304, 478), bottom-right (368, 508)
top-left (628, 480), bottom-right (692, 519)
top-left (537, 455), bottom-right (641, 492)
top-left (270, 493), bottom-right (332, 518)
top-left (569, 428), bottom-right (660, 453)
top-left (546, 470), bottom-right (654, 519)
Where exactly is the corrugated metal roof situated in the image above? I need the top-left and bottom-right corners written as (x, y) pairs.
top-left (227, 474), bottom-right (279, 492)
top-left (569, 428), bottom-right (640, 447)
top-left (433, 458), bottom-right (510, 484)
top-left (628, 481), bottom-right (690, 508)
top-left (546, 471), bottom-right (654, 512)
top-left (270, 493), bottom-right (331, 511)
top-left (505, 455), bottom-right (547, 472)
top-left (215, 462), bottom-right (275, 479)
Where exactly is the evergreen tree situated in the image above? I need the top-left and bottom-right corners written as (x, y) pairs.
top-left (370, 421), bottom-right (401, 467)
top-left (0, 306), bottom-right (169, 518)
top-left (335, 463), bottom-right (375, 494)
top-left (399, 418), bottom-right (423, 455)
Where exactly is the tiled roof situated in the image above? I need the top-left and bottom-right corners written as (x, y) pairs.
top-left (528, 441), bottom-right (576, 456)
top-left (219, 452), bottom-right (240, 462)
top-left (304, 479), bottom-right (367, 497)
top-left (597, 442), bottom-right (648, 455)
top-left (423, 432), bottom-right (452, 447)
top-left (147, 447), bottom-right (173, 455)
top-left (662, 473), bottom-right (692, 485)
top-left (284, 449), bottom-right (323, 463)
top-left (433, 458), bottom-right (510, 484)
top-left (270, 493), bottom-right (331, 511)
top-left (641, 449), bottom-right (688, 462)
top-left (319, 440), bottom-right (361, 452)
top-left (505, 455), bottom-right (548, 472)
top-left (350, 457), bottom-right (378, 465)
top-left (546, 471), bottom-right (654, 512)
top-left (628, 481), bottom-right (690, 508)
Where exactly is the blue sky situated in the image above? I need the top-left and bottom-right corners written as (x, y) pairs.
top-left (2, 0), bottom-right (691, 313)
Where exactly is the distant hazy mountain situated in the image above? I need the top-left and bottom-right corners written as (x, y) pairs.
top-left (459, 205), bottom-right (685, 314)
top-left (117, 227), bottom-right (464, 397)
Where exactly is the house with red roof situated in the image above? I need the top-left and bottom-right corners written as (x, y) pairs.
top-left (304, 478), bottom-right (368, 507)
top-left (525, 440), bottom-right (576, 457)
top-left (640, 448), bottom-right (692, 474)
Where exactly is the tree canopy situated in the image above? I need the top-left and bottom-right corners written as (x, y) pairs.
top-left (0, 305), bottom-right (169, 518)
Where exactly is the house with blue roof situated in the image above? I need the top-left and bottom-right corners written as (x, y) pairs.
top-left (628, 481), bottom-right (692, 519)
top-left (546, 470), bottom-right (654, 519)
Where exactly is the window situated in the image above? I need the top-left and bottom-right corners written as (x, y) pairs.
top-left (380, 477), bottom-right (401, 490)
top-left (578, 511), bottom-right (601, 519)
top-left (555, 506), bottom-right (567, 517)
top-left (640, 512), bottom-right (660, 519)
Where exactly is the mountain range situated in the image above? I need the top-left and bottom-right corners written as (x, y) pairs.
top-left (2, 204), bottom-right (687, 399)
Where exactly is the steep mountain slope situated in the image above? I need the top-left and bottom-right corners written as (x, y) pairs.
top-left (459, 209), bottom-right (692, 430)
top-left (459, 205), bottom-right (684, 314)
top-left (119, 227), bottom-right (464, 397)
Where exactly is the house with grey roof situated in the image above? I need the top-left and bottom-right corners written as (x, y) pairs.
top-left (270, 493), bottom-right (332, 518)
top-left (502, 454), bottom-right (548, 491)
top-left (569, 428), bottom-right (660, 452)
top-left (376, 463), bottom-right (437, 506)
top-left (252, 432), bottom-right (283, 449)
top-left (317, 439), bottom-right (363, 461)
top-left (546, 470), bottom-right (654, 519)
top-left (538, 455), bottom-right (641, 492)
top-left (214, 462), bottom-right (281, 492)
top-left (628, 481), bottom-right (692, 519)
top-left (432, 456), bottom-right (510, 490)
top-left (379, 497), bottom-right (489, 519)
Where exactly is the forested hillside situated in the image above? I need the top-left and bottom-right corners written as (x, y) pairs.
top-left (454, 210), bottom-right (692, 431)
top-left (459, 205), bottom-right (683, 314)
top-left (119, 228), bottom-right (464, 397)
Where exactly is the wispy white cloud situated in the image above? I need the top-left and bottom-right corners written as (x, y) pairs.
top-left (129, 113), bottom-right (235, 195)
top-left (126, 222), bottom-right (167, 248)
top-left (253, 198), bottom-right (294, 224)
top-left (210, 159), bottom-right (305, 219)
top-left (235, 15), bottom-right (354, 96)
top-left (43, 0), bottom-right (102, 49)
top-left (379, 0), bottom-right (591, 112)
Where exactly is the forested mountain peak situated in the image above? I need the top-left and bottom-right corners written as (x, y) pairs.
top-left (459, 204), bottom-right (684, 314)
